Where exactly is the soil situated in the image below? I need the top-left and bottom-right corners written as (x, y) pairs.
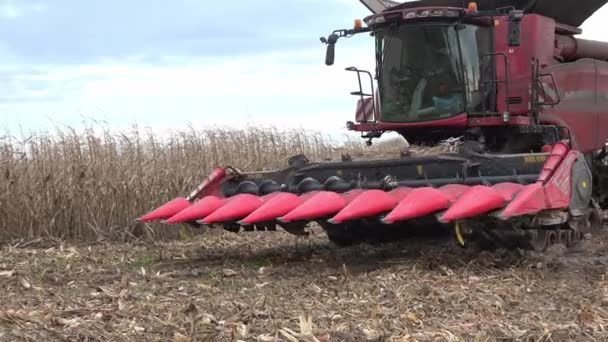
top-left (2, 225), bottom-right (608, 341)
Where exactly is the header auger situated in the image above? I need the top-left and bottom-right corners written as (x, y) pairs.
top-left (139, 0), bottom-right (608, 251)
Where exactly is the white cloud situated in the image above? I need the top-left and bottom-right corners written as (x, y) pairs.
top-left (0, 0), bottom-right (45, 19)
top-left (4, 0), bottom-right (608, 143)
top-left (78, 54), bottom-right (372, 98)
top-left (0, 43), bottom-right (376, 140)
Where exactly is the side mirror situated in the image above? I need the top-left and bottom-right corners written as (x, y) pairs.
top-left (326, 42), bottom-right (336, 65)
top-left (321, 33), bottom-right (339, 66)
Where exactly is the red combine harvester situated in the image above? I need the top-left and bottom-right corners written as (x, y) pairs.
top-left (139, 0), bottom-right (608, 251)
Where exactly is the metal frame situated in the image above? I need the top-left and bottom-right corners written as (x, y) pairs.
top-left (346, 66), bottom-right (377, 122)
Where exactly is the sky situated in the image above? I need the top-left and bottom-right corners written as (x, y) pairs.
top-left (1, 0), bottom-right (608, 139)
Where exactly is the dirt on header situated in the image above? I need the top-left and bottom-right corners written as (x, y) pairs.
top-left (2, 225), bottom-right (608, 341)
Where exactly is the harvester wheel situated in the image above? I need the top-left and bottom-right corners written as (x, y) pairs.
top-left (566, 230), bottom-right (573, 246)
top-left (588, 204), bottom-right (604, 231)
top-left (523, 229), bottom-right (549, 251)
top-left (547, 231), bottom-right (558, 245)
top-left (568, 204), bottom-right (603, 236)
top-left (558, 230), bottom-right (569, 245)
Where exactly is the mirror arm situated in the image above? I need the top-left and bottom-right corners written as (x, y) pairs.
top-left (320, 27), bottom-right (372, 66)
top-left (321, 27), bottom-right (372, 42)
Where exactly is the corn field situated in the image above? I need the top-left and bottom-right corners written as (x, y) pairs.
top-left (0, 125), bottom-right (372, 241)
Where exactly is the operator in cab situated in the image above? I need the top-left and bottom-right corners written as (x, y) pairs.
top-left (379, 27), bottom-right (465, 122)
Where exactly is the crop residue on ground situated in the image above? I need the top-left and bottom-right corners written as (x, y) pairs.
top-left (2, 226), bottom-right (608, 341)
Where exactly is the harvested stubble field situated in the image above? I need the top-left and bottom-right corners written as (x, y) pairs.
top-left (3, 125), bottom-right (608, 341)
top-left (3, 225), bottom-right (608, 341)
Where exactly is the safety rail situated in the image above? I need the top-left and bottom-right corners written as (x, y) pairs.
top-left (346, 66), bottom-right (376, 122)
top-left (472, 52), bottom-right (510, 117)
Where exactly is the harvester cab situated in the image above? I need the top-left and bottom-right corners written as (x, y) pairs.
top-left (325, 1), bottom-right (606, 148)
top-left (139, 0), bottom-right (608, 252)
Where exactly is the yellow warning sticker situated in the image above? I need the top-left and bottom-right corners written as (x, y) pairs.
top-left (524, 155), bottom-right (547, 163)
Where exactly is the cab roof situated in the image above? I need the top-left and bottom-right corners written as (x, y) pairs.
top-left (380, 0), bottom-right (607, 27)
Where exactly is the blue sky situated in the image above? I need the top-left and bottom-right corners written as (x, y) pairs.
top-left (1, 0), bottom-right (607, 138)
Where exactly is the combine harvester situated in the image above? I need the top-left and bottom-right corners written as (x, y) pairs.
top-left (140, 0), bottom-right (608, 251)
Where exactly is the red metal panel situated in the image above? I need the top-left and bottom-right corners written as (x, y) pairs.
top-left (202, 192), bottom-right (284, 224)
top-left (385, 0), bottom-right (608, 27)
top-left (492, 15), bottom-right (555, 115)
top-left (139, 197), bottom-right (191, 222)
top-left (139, 166), bottom-right (230, 222)
top-left (500, 144), bottom-right (577, 218)
top-left (595, 59), bottom-right (608, 146)
top-left (240, 191), bottom-right (319, 225)
top-left (383, 187), bottom-right (450, 223)
top-left (439, 185), bottom-right (506, 222)
top-left (350, 112), bottom-right (468, 131)
top-left (279, 189), bottom-right (365, 222)
top-left (329, 187), bottom-right (412, 223)
top-left (166, 196), bottom-right (226, 223)
top-left (355, 97), bottom-right (375, 122)
top-left (539, 59), bottom-right (600, 152)
top-left (349, 114), bottom-right (537, 132)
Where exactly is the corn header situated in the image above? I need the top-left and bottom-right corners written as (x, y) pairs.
top-left (139, 0), bottom-right (608, 251)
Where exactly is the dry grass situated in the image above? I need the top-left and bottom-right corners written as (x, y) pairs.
top-left (2, 226), bottom-right (608, 341)
top-left (0, 124), bottom-right (377, 242)
top-left (0, 122), bottom-right (443, 242)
